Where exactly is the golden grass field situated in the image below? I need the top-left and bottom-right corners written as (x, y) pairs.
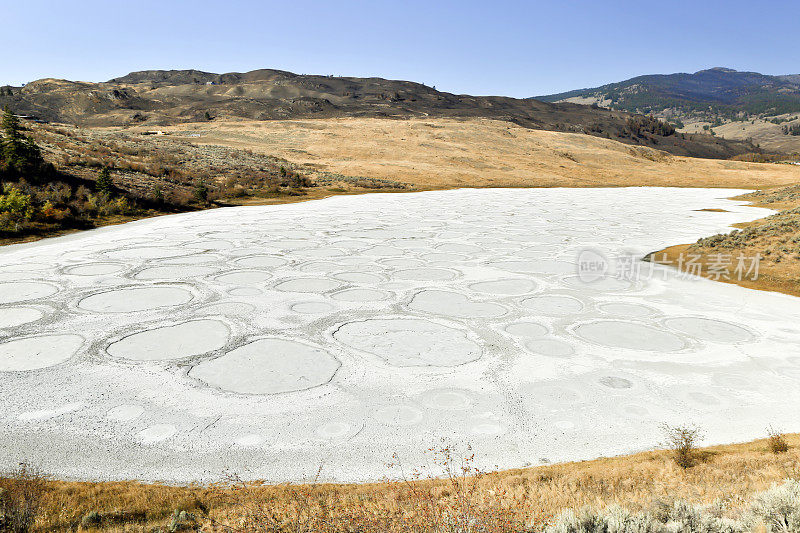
top-left (127, 117), bottom-right (800, 190)
top-left (3, 434), bottom-right (797, 531)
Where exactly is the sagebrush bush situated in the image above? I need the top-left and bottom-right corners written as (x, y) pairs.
top-left (545, 480), bottom-right (800, 533)
top-left (744, 479), bottom-right (800, 533)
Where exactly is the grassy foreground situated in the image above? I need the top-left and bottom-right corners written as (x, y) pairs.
top-left (1, 434), bottom-right (798, 532)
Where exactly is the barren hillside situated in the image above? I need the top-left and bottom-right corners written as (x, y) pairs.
top-left (141, 117), bottom-right (800, 189)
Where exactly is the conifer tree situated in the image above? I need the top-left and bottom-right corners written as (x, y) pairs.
top-left (96, 167), bottom-right (113, 195)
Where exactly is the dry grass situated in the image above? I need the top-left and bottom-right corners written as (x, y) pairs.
top-left (137, 117), bottom-right (800, 190)
top-left (4, 434), bottom-right (798, 532)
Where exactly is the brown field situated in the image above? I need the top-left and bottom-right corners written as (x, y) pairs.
top-left (3, 434), bottom-right (797, 532)
top-left (120, 117), bottom-right (800, 190)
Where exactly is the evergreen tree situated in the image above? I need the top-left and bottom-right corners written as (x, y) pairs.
top-left (96, 167), bottom-right (114, 195)
top-left (1, 106), bottom-right (45, 184)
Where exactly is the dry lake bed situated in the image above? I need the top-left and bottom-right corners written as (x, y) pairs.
top-left (1, 188), bottom-right (799, 482)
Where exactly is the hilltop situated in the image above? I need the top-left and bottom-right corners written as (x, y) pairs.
top-left (0, 68), bottom-right (763, 159)
top-left (538, 67), bottom-right (800, 119)
top-left (538, 68), bottom-right (800, 153)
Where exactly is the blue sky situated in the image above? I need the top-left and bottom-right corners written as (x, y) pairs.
top-left (1, 0), bottom-right (797, 97)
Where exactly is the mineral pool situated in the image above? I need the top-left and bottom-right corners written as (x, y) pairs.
top-left (1, 188), bottom-right (799, 482)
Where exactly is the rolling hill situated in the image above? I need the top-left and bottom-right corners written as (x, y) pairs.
top-left (538, 67), bottom-right (800, 119)
top-left (0, 68), bottom-right (763, 159)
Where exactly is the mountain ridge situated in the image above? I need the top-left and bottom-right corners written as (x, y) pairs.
top-left (537, 67), bottom-right (800, 118)
top-left (0, 68), bottom-right (763, 159)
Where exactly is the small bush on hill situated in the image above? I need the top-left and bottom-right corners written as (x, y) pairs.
top-left (767, 428), bottom-right (789, 454)
top-left (662, 423), bottom-right (704, 469)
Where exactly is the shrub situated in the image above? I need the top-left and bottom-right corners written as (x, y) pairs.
top-left (661, 423), bottom-right (704, 469)
top-left (766, 427), bottom-right (789, 454)
top-left (546, 501), bottom-right (745, 533)
top-left (194, 180), bottom-right (209, 203)
top-left (0, 463), bottom-right (48, 533)
top-left (0, 186), bottom-right (33, 230)
top-left (744, 479), bottom-right (800, 532)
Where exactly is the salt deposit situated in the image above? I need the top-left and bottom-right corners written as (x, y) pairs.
top-left (1, 188), bottom-right (799, 483)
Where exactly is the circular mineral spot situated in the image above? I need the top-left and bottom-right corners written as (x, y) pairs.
top-left (189, 338), bottom-right (340, 394)
top-left (420, 252), bottom-right (467, 262)
top-left (106, 404), bottom-right (145, 422)
top-left (408, 290), bottom-right (507, 318)
top-left (373, 405), bottom-right (424, 426)
top-left (0, 334), bottom-right (84, 371)
top-left (135, 265), bottom-right (217, 280)
top-left (234, 255), bottom-right (288, 269)
top-left (392, 268), bottom-right (457, 281)
top-left (160, 253), bottom-right (224, 265)
top-left (274, 278), bottom-right (342, 293)
top-left (471, 420), bottom-right (505, 435)
top-left (294, 247), bottom-right (345, 258)
top-left (291, 301), bottom-right (336, 314)
top-left (0, 271), bottom-right (41, 281)
top-left (269, 239), bottom-right (311, 250)
top-left (598, 302), bottom-right (656, 318)
top-left (562, 275), bottom-right (632, 292)
top-left (214, 270), bottom-right (272, 285)
top-left (436, 243), bottom-right (482, 254)
top-left (199, 302), bottom-right (256, 315)
top-left (299, 261), bottom-right (342, 273)
top-left (365, 246), bottom-right (404, 257)
top-left (235, 434), bottom-right (265, 447)
top-left (315, 421), bottom-right (359, 440)
top-left (229, 287), bottom-right (263, 297)
top-left (505, 322), bottom-right (548, 338)
top-left (380, 258), bottom-right (424, 268)
top-left (186, 239), bottom-right (234, 250)
top-left (520, 294), bottom-right (583, 316)
top-left (105, 247), bottom-right (191, 260)
top-left (418, 389), bottom-right (474, 410)
top-left (663, 317), bottom-right (755, 344)
top-left (329, 288), bottom-right (388, 302)
top-left (78, 286), bottom-right (193, 312)
top-left (524, 338), bottom-right (575, 357)
top-left (18, 402), bottom-right (83, 421)
top-left (491, 259), bottom-right (574, 275)
top-left (0, 307), bottom-right (44, 328)
top-left (332, 272), bottom-right (383, 284)
top-left (0, 282), bottom-right (59, 304)
top-left (598, 376), bottom-right (634, 389)
top-left (574, 321), bottom-right (685, 352)
top-left (107, 320), bottom-right (229, 361)
top-left (137, 424), bottom-right (177, 444)
top-left (470, 279), bottom-right (537, 295)
top-left (334, 318), bottom-right (481, 367)
top-left (65, 263), bottom-right (126, 276)
top-left (685, 391), bottom-right (721, 406)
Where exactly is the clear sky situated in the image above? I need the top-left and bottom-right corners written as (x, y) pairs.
top-left (1, 0), bottom-right (797, 97)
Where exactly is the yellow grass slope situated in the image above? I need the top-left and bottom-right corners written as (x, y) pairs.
top-left (6, 434), bottom-right (798, 531)
top-left (156, 117), bottom-right (800, 190)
